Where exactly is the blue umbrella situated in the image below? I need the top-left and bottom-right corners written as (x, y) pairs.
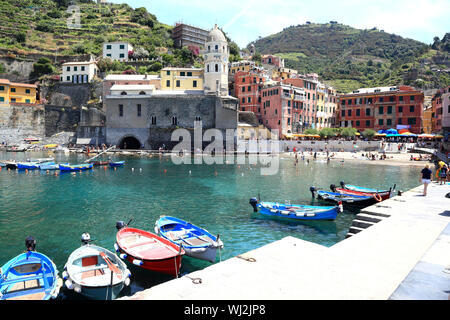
top-left (385, 128), bottom-right (398, 134)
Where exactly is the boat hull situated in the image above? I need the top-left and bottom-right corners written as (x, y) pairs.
top-left (115, 227), bottom-right (184, 277)
top-left (257, 201), bottom-right (340, 221)
top-left (0, 251), bottom-right (61, 300)
top-left (64, 244), bottom-right (130, 300)
top-left (59, 163), bottom-right (93, 172)
top-left (154, 216), bottom-right (223, 263)
top-left (317, 191), bottom-right (376, 207)
top-left (109, 161), bottom-right (125, 167)
top-left (17, 163), bottom-right (39, 170)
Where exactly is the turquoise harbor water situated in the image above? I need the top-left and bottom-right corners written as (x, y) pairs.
top-left (0, 151), bottom-right (421, 299)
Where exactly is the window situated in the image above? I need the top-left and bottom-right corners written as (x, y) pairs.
top-left (356, 120), bottom-right (360, 126)
top-left (379, 97), bottom-right (384, 102)
top-left (176, 80), bottom-right (180, 87)
top-left (387, 119), bottom-right (392, 126)
top-left (193, 80), bottom-right (197, 88)
top-left (120, 44), bottom-right (125, 49)
top-left (25, 99), bottom-right (31, 103)
top-left (11, 98), bottom-right (16, 102)
top-left (398, 106), bottom-right (403, 113)
top-left (74, 67), bottom-right (78, 71)
top-left (390, 96), bottom-right (394, 102)
top-left (137, 104), bottom-right (141, 117)
top-left (398, 118), bottom-right (402, 124)
top-left (0, 97), bottom-right (4, 102)
top-left (180, 72), bottom-right (185, 76)
top-left (410, 105), bottom-right (414, 112)
top-left (379, 106), bottom-right (383, 115)
top-left (81, 66), bottom-right (85, 71)
top-left (166, 71), bottom-right (170, 75)
top-left (166, 80), bottom-right (170, 87)
top-left (248, 97), bottom-right (251, 103)
top-left (356, 109), bottom-right (360, 116)
top-left (172, 116), bottom-right (178, 126)
top-left (366, 108), bottom-right (370, 116)
top-left (387, 106), bottom-right (392, 114)
top-left (151, 116), bottom-right (156, 125)
top-left (120, 91), bottom-right (127, 95)
top-left (207, 65), bottom-right (210, 72)
top-left (241, 98), bottom-right (245, 104)
top-left (242, 87), bottom-right (245, 93)
top-left (0, 86), bottom-right (4, 91)
top-left (107, 54), bottom-right (112, 57)
top-left (139, 91), bottom-right (146, 95)
top-left (410, 95), bottom-right (415, 101)
top-left (106, 45), bottom-right (112, 50)
top-left (399, 96), bottom-right (403, 101)
top-left (10, 88), bottom-right (16, 93)
top-left (119, 54), bottom-right (125, 58)
top-left (341, 110), bottom-right (345, 116)
top-left (195, 116), bottom-right (201, 121)
top-left (119, 105), bottom-right (123, 117)
top-left (215, 64), bottom-right (218, 72)
top-left (187, 72), bottom-right (192, 77)
top-left (67, 67), bottom-right (71, 72)
top-left (366, 120), bottom-right (370, 127)
top-left (25, 89), bottom-right (30, 94)
top-left (378, 119), bottom-right (383, 125)
top-left (247, 86), bottom-right (251, 91)
top-left (67, 76), bottom-right (70, 81)
top-left (347, 110), bottom-right (351, 116)
top-left (407, 117), bottom-right (416, 125)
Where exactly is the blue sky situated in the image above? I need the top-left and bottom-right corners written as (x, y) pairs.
top-left (109, 0), bottom-right (450, 48)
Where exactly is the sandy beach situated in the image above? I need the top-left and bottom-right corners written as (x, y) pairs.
top-left (283, 151), bottom-right (433, 167)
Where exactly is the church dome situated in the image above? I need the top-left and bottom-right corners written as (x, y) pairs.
top-left (207, 24), bottom-right (226, 42)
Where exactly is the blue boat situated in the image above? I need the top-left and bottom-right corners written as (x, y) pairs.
top-left (59, 163), bottom-right (93, 172)
top-left (17, 162), bottom-right (40, 170)
top-left (39, 162), bottom-right (60, 170)
top-left (154, 216), bottom-right (223, 263)
top-left (109, 161), bottom-right (125, 167)
top-left (249, 198), bottom-right (342, 221)
top-left (0, 237), bottom-right (62, 300)
top-left (310, 187), bottom-right (376, 207)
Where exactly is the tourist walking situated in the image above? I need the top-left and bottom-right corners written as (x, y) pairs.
top-left (420, 164), bottom-right (432, 196)
top-left (439, 164), bottom-right (448, 185)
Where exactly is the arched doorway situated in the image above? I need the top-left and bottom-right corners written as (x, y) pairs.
top-left (119, 136), bottom-right (141, 149)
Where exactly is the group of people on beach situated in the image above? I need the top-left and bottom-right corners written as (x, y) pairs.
top-left (421, 162), bottom-right (449, 196)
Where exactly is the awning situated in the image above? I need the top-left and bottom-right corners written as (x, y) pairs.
top-left (76, 138), bottom-right (92, 145)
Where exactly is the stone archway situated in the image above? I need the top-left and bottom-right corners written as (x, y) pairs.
top-left (119, 136), bottom-right (141, 149)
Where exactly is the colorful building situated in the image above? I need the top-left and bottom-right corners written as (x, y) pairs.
top-left (171, 23), bottom-right (209, 49)
top-left (261, 54), bottom-right (284, 68)
top-left (234, 70), bottom-right (265, 113)
top-left (0, 79), bottom-right (38, 104)
top-left (337, 85), bottom-right (424, 134)
top-left (61, 60), bottom-right (99, 84)
top-left (103, 42), bottom-right (133, 62)
top-left (259, 83), bottom-right (306, 138)
top-left (160, 67), bottom-right (203, 91)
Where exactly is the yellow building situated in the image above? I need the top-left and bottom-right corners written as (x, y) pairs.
top-left (229, 60), bottom-right (256, 76)
top-left (160, 67), bottom-right (203, 91)
top-left (423, 106), bottom-right (433, 134)
top-left (0, 79), bottom-right (38, 104)
top-left (315, 84), bottom-right (326, 129)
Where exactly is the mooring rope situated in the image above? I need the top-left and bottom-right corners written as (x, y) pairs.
top-left (236, 255), bottom-right (256, 262)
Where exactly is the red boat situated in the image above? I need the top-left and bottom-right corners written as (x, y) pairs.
top-left (330, 185), bottom-right (390, 202)
top-left (115, 223), bottom-right (184, 277)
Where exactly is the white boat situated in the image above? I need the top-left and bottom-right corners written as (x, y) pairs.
top-left (63, 234), bottom-right (131, 300)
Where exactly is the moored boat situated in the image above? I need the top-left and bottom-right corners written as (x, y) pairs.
top-left (310, 187), bottom-right (377, 207)
top-left (249, 198), bottom-right (342, 221)
top-left (154, 216), bottom-right (223, 263)
top-left (62, 233), bottom-right (131, 300)
top-left (59, 163), bottom-right (93, 172)
top-left (4, 161), bottom-right (17, 169)
top-left (91, 160), bottom-right (110, 166)
top-left (0, 237), bottom-right (62, 300)
top-left (114, 221), bottom-right (184, 277)
top-left (330, 184), bottom-right (393, 201)
top-left (338, 181), bottom-right (394, 195)
top-left (17, 162), bottom-right (40, 170)
top-left (109, 161), bottom-right (125, 167)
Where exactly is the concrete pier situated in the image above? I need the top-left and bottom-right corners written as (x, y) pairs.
top-left (120, 182), bottom-right (450, 300)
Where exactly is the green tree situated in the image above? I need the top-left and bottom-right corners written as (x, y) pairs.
top-left (319, 127), bottom-right (335, 138)
top-left (304, 128), bottom-right (318, 135)
top-left (30, 57), bottom-right (55, 78)
top-left (340, 127), bottom-right (357, 137)
top-left (362, 129), bottom-right (376, 139)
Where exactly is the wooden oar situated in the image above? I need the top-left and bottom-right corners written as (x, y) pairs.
top-left (100, 252), bottom-right (122, 280)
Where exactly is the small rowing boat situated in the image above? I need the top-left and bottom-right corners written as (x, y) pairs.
top-left (114, 221), bottom-right (184, 277)
top-left (59, 163), bottom-right (93, 172)
top-left (109, 161), bottom-right (125, 167)
top-left (249, 198), bottom-right (342, 221)
top-left (338, 181), bottom-right (393, 194)
top-left (39, 162), bottom-right (60, 170)
top-left (154, 216), bottom-right (223, 263)
top-left (0, 237), bottom-right (62, 300)
top-left (330, 184), bottom-right (393, 201)
top-left (310, 187), bottom-right (377, 207)
top-left (63, 233), bottom-right (131, 300)
top-left (17, 162), bottom-right (40, 170)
